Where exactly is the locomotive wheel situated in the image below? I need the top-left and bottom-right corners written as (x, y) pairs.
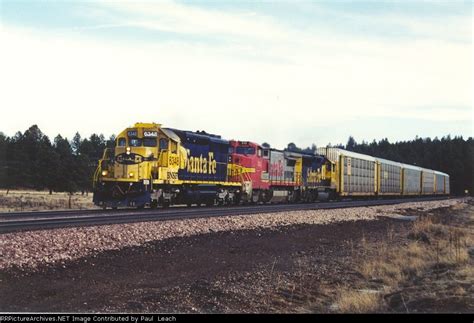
top-left (251, 194), bottom-right (258, 204)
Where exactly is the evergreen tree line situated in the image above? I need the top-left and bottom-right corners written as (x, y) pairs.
top-left (0, 125), bottom-right (114, 194)
top-left (0, 125), bottom-right (472, 195)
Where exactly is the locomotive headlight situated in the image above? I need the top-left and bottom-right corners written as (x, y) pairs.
top-left (129, 172), bottom-right (134, 178)
top-left (101, 170), bottom-right (108, 176)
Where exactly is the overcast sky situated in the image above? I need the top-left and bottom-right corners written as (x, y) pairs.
top-left (0, 0), bottom-right (472, 149)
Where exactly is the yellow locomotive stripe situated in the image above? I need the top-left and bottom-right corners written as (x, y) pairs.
top-left (100, 178), bottom-right (141, 183)
top-left (101, 177), bottom-right (242, 187)
top-left (157, 180), bottom-right (242, 186)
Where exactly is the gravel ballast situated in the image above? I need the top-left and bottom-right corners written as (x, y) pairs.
top-left (0, 198), bottom-right (468, 270)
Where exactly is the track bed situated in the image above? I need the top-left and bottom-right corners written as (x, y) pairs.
top-left (1, 199), bottom-right (472, 313)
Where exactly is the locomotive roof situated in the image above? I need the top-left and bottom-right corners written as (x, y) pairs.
top-left (168, 128), bottom-right (229, 145)
top-left (284, 150), bottom-right (323, 159)
top-left (161, 128), bottom-right (181, 143)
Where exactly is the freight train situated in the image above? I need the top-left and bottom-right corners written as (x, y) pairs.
top-left (92, 123), bottom-right (450, 209)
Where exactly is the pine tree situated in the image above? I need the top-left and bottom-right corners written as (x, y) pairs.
top-left (54, 135), bottom-right (77, 193)
top-left (72, 132), bottom-right (82, 155)
top-left (346, 136), bottom-right (356, 151)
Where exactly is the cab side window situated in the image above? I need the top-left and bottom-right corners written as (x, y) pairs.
top-left (160, 138), bottom-right (169, 150)
top-left (170, 141), bottom-right (178, 153)
top-left (117, 138), bottom-right (126, 147)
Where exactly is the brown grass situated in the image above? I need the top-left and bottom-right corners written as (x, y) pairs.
top-left (335, 205), bottom-right (473, 313)
top-left (457, 265), bottom-right (474, 278)
top-left (358, 213), bottom-right (472, 289)
top-left (259, 203), bottom-right (473, 313)
top-left (0, 189), bottom-right (95, 212)
top-left (336, 290), bottom-right (381, 313)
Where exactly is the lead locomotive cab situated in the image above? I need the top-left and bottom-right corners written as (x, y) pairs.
top-left (93, 122), bottom-right (186, 209)
top-left (93, 122), bottom-right (242, 209)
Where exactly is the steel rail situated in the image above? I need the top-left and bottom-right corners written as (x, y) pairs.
top-left (0, 197), bottom-right (450, 233)
top-left (0, 196), bottom-right (449, 220)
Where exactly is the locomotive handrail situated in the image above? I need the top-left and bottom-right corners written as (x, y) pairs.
top-left (93, 148), bottom-right (114, 189)
top-left (92, 164), bottom-right (100, 189)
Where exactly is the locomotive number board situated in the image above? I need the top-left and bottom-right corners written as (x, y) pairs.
top-left (143, 130), bottom-right (158, 138)
top-left (127, 130), bottom-right (138, 137)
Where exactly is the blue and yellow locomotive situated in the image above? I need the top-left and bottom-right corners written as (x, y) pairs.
top-left (93, 123), bottom-right (241, 209)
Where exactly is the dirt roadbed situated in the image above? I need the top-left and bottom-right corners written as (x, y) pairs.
top-left (0, 199), bottom-right (472, 313)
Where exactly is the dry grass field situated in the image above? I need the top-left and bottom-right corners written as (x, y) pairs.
top-left (330, 203), bottom-right (473, 313)
top-left (0, 190), bottom-right (95, 212)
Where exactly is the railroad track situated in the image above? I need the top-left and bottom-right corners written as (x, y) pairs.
top-left (0, 197), bottom-right (450, 233)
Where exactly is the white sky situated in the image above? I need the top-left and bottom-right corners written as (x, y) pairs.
top-left (0, 1), bottom-right (472, 148)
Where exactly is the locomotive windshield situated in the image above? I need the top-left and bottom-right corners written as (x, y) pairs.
top-left (143, 138), bottom-right (157, 147)
top-left (117, 138), bottom-right (126, 147)
top-left (129, 138), bottom-right (142, 147)
top-left (125, 138), bottom-right (157, 147)
top-left (236, 147), bottom-right (256, 155)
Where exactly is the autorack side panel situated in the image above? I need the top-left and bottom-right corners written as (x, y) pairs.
top-left (434, 171), bottom-right (445, 194)
top-left (421, 168), bottom-right (435, 195)
top-left (316, 147), bottom-right (377, 195)
top-left (376, 158), bottom-right (402, 195)
top-left (341, 154), bottom-right (376, 195)
top-left (434, 171), bottom-right (449, 194)
top-left (402, 164), bottom-right (422, 195)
